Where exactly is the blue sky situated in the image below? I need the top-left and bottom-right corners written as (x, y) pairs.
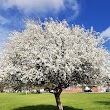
top-left (0, 0), bottom-right (110, 50)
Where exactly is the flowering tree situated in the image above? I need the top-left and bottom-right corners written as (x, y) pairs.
top-left (0, 19), bottom-right (110, 110)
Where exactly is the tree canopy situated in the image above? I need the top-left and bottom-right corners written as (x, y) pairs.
top-left (0, 19), bottom-right (109, 89)
top-left (0, 19), bottom-right (110, 110)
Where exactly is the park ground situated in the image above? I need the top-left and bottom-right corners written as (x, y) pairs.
top-left (0, 93), bottom-right (110, 110)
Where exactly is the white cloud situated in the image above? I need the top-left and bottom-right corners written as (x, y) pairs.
top-left (0, 27), bottom-right (10, 42)
top-left (1, 0), bottom-right (80, 19)
top-left (0, 27), bottom-right (10, 48)
top-left (0, 27), bottom-right (10, 53)
top-left (100, 27), bottom-right (110, 38)
top-left (64, 0), bottom-right (80, 20)
top-left (2, 0), bottom-right (64, 13)
top-left (0, 16), bottom-right (10, 25)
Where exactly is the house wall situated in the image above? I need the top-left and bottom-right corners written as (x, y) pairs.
top-left (91, 87), bottom-right (101, 92)
top-left (62, 86), bottom-right (83, 93)
top-left (63, 86), bottom-right (104, 93)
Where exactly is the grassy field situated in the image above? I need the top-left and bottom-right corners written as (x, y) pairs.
top-left (0, 93), bottom-right (110, 110)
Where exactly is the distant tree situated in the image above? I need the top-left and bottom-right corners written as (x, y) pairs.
top-left (0, 19), bottom-right (109, 110)
top-left (0, 81), bottom-right (5, 92)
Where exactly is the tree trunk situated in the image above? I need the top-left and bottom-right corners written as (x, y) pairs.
top-left (54, 88), bottom-right (63, 110)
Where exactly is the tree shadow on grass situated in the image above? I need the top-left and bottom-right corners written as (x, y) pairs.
top-left (13, 105), bottom-right (83, 110)
top-left (96, 101), bottom-right (110, 106)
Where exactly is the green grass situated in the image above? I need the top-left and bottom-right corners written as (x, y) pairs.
top-left (0, 93), bottom-right (110, 110)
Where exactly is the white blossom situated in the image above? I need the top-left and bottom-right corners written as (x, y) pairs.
top-left (0, 19), bottom-right (110, 89)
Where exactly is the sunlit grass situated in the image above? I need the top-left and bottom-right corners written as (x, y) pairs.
top-left (0, 93), bottom-right (110, 110)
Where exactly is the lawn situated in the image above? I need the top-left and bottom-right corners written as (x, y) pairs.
top-left (0, 93), bottom-right (110, 110)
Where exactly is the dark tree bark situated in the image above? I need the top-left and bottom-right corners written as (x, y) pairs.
top-left (54, 88), bottom-right (63, 110)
